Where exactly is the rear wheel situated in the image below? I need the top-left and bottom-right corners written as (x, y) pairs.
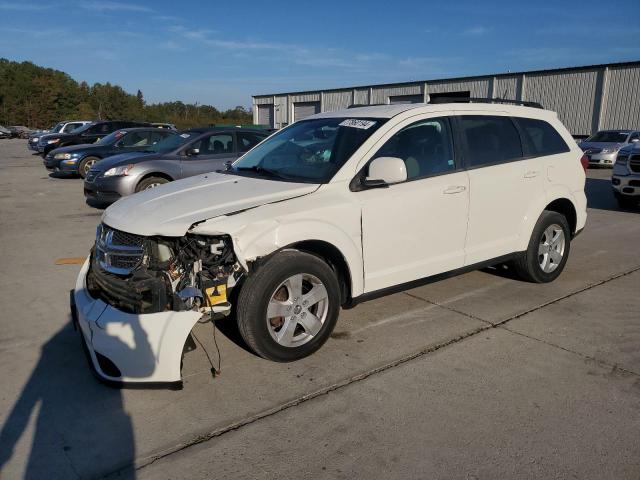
top-left (78, 156), bottom-right (99, 179)
top-left (135, 176), bottom-right (169, 192)
top-left (236, 250), bottom-right (340, 362)
top-left (513, 211), bottom-right (571, 283)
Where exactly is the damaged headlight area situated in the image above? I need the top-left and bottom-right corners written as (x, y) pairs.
top-left (86, 223), bottom-right (244, 316)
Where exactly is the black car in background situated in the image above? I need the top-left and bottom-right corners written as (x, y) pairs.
top-left (44, 127), bottom-right (177, 177)
top-left (37, 120), bottom-right (149, 156)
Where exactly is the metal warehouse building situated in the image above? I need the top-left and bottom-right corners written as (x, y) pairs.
top-left (252, 61), bottom-right (640, 136)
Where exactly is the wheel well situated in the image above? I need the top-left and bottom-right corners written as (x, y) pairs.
top-left (289, 240), bottom-right (352, 305)
top-left (545, 198), bottom-right (577, 234)
top-left (136, 172), bottom-right (173, 189)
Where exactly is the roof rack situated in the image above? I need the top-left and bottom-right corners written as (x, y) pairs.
top-left (428, 96), bottom-right (543, 109)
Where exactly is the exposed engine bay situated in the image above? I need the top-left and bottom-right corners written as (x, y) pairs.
top-left (86, 223), bottom-right (244, 316)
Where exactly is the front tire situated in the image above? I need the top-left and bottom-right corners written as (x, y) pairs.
top-left (78, 156), bottom-right (99, 179)
top-left (236, 250), bottom-right (341, 362)
top-left (136, 176), bottom-right (169, 192)
top-left (513, 211), bottom-right (571, 283)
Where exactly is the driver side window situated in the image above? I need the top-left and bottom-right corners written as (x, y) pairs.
top-left (372, 117), bottom-right (455, 180)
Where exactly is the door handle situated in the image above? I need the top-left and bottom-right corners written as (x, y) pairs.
top-left (524, 170), bottom-right (539, 178)
top-left (443, 185), bottom-right (467, 194)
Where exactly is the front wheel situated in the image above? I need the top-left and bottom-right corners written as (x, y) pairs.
top-left (513, 211), bottom-right (571, 283)
top-left (135, 176), bottom-right (169, 192)
top-left (78, 156), bottom-right (99, 179)
top-left (236, 250), bottom-right (341, 362)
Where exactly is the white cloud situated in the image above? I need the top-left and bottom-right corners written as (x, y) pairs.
top-left (0, 1), bottom-right (52, 10)
top-left (462, 26), bottom-right (491, 36)
top-left (80, 1), bottom-right (153, 13)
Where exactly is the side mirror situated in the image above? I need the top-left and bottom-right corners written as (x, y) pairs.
top-left (185, 147), bottom-right (200, 157)
top-left (365, 157), bottom-right (407, 188)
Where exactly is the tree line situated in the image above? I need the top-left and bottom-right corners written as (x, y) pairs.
top-left (0, 58), bottom-right (253, 129)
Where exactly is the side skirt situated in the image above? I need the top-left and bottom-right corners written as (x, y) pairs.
top-left (345, 252), bottom-right (523, 308)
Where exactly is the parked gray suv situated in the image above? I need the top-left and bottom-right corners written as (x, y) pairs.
top-left (84, 127), bottom-right (270, 206)
top-left (579, 129), bottom-right (640, 167)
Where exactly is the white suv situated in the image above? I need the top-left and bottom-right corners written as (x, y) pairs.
top-left (71, 102), bottom-right (587, 386)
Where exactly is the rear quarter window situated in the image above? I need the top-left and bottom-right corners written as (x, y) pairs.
top-left (515, 117), bottom-right (570, 157)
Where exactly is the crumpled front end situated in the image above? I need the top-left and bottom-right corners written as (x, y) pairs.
top-left (72, 223), bottom-right (246, 386)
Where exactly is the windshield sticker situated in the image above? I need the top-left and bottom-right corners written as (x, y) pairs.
top-left (180, 133), bottom-right (191, 138)
top-left (339, 119), bottom-right (377, 130)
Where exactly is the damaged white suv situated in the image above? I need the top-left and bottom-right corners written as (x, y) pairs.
top-left (72, 102), bottom-right (587, 386)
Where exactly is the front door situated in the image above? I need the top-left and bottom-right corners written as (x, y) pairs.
top-left (358, 116), bottom-right (470, 292)
top-left (180, 133), bottom-right (237, 178)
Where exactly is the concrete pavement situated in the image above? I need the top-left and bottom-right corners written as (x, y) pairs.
top-left (0, 139), bottom-right (638, 479)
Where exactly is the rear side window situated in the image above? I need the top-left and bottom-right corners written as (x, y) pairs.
top-left (458, 115), bottom-right (523, 167)
top-left (515, 117), bottom-right (569, 156)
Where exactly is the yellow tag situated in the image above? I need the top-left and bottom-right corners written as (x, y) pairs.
top-left (205, 284), bottom-right (227, 305)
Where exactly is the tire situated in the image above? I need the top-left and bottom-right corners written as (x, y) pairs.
top-left (513, 211), bottom-right (571, 283)
top-left (236, 250), bottom-right (341, 362)
top-left (135, 176), bottom-right (169, 192)
top-left (78, 156), bottom-right (99, 179)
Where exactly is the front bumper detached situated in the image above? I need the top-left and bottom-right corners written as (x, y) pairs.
top-left (71, 258), bottom-right (202, 387)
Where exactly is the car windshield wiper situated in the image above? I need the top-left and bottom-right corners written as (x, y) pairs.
top-left (235, 165), bottom-right (288, 179)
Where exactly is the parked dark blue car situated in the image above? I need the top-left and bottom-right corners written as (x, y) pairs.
top-left (44, 127), bottom-right (176, 178)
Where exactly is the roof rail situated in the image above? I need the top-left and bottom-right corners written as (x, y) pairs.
top-left (348, 103), bottom-right (388, 108)
top-left (428, 96), bottom-right (543, 109)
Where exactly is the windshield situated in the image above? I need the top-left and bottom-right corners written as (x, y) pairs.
top-left (51, 122), bottom-right (64, 132)
top-left (70, 122), bottom-right (94, 135)
top-left (96, 130), bottom-right (126, 145)
top-left (146, 131), bottom-right (193, 153)
top-left (230, 117), bottom-right (386, 183)
top-left (586, 131), bottom-right (629, 143)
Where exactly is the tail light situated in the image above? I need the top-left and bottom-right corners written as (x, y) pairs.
top-left (580, 154), bottom-right (589, 172)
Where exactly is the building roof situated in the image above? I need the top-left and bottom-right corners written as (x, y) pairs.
top-left (253, 60), bottom-right (640, 98)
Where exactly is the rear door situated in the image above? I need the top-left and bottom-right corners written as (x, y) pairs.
top-left (456, 114), bottom-right (543, 265)
top-left (179, 132), bottom-right (236, 178)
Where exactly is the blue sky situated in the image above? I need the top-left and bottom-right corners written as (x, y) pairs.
top-left (1, 0), bottom-right (638, 109)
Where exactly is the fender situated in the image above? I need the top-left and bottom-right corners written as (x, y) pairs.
top-left (516, 184), bottom-right (579, 252)
top-left (191, 215), bottom-right (365, 297)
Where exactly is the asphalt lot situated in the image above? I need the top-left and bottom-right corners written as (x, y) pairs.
top-left (0, 137), bottom-right (639, 479)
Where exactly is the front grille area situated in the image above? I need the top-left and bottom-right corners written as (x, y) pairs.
top-left (629, 155), bottom-right (640, 173)
top-left (86, 254), bottom-right (170, 314)
top-left (95, 224), bottom-right (145, 275)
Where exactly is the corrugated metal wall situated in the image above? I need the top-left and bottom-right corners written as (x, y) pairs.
top-left (253, 63), bottom-right (640, 134)
top-left (354, 88), bottom-right (369, 105)
top-left (427, 79), bottom-right (490, 97)
top-left (524, 70), bottom-right (598, 135)
top-left (323, 90), bottom-right (353, 112)
top-left (494, 76), bottom-right (518, 100)
top-left (371, 84), bottom-right (422, 104)
top-left (601, 66), bottom-right (640, 130)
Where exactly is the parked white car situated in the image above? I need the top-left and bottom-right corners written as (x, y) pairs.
top-left (72, 102), bottom-right (587, 386)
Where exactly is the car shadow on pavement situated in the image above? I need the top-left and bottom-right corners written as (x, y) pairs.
top-left (48, 171), bottom-right (78, 179)
top-left (585, 177), bottom-right (639, 213)
top-left (0, 322), bottom-right (136, 479)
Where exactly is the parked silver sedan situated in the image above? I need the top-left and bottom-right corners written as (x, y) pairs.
top-left (83, 127), bottom-right (270, 206)
top-left (579, 129), bottom-right (640, 167)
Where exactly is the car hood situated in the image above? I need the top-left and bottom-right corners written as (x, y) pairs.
top-left (102, 173), bottom-right (320, 237)
top-left (50, 143), bottom-right (103, 155)
top-left (94, 151), bottom-right (162, 171)
top-left (579, 141), bottom-right (624, 150)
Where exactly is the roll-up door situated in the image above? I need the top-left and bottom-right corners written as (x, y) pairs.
top-left (388, 95), bottom-right (424, 104)
top-left (258, 105), bottom-right (274, 127)
top-left (294, 101), bottom-right (321, 122)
